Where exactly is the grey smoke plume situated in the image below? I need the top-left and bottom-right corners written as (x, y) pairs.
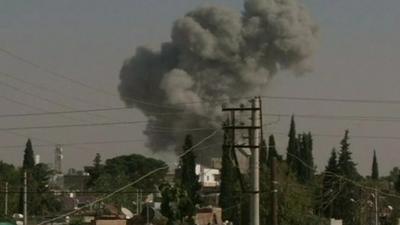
top-left (118, 0), bottom-right (318, 154)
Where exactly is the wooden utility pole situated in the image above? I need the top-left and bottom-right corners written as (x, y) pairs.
top-left (271, 157), bottom-right (278, 225)
top-left (222, 97), bottom-right (262, 225)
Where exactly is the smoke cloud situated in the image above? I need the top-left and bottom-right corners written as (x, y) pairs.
top-left (118, 0), bottom-right (318, 155)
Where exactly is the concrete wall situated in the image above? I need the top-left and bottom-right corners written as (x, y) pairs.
top-left (330, 219), bottom-right (342, 225)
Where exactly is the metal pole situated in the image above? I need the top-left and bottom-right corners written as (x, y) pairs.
top-left (271, 157), bottom-right (278, 225)
top-left (24, 171), bottom-right (28, 225)
top-left (4, 182), bottom-right (8, 216)
top-left (375, 189), bottom-right (379, 225)
top-left (249, 98), bottom-right (260, 225)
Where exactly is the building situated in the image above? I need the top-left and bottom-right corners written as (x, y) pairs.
top-left (196, 164), bottom-right (220, 188)
top-left (330, 219), bottom-right (342, 225)
top-left (195, 207), bottom-right (222, 225)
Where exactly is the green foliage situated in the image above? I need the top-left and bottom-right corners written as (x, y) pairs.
top-left (286, 115), bottom-right (298, 172)
top-left (277, 162), bottom-right (324, 225)
top-left (30, 163), bottom-right (62, 215)
top-left (91, 153), bottom-right (168, 211)
top-left (219, 133), bottom-right (241, 224)
top-left (159, 183), bottom-right (196, 225)
top-left (267, 135), bottom-right (281, 166)
top-left (0, 161), bottom-right (19, 216)
top-left (85, 153), bottom-right (104, 188)
top-left (69, 218), bottom-right (85, 225)
top-left (395, 174), bottom-right (400, 194)
top-left (297, 133), bottom-right (314, 184)
top-left (335, 130), bottom-right (362, 225)
top-left (337, 130), bottom-right (360, 180)
top-left (371, 150), bottom-right (379, 180)
top-left (179, 135), bottom-right (201, 206)
top-left (22, 139), bottom-right (35, 171)
top-left (320, 149), bottom-right (340, 219)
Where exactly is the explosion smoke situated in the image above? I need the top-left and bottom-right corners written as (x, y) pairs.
top-left (118, 0), bottom-right (318, 155)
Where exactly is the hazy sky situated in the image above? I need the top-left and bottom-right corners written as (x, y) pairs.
top-left (1, 0), bottom-right (400, 175)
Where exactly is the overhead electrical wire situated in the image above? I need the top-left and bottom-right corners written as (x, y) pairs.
top-left (37, 130), bottom-right (219, 225)
top-left (0, 47), bottom-right (183, 110)
top-left (0, 70), bottom-right (106, 108)
top-left (4, 46), bottom-right (400, 111)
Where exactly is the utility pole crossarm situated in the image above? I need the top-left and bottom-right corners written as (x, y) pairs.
top-left (223, 126), bottom-right (262, 129)
top-left (222, 107), bottom-right (261, 111)
top-left (222, 145), bottom-right (260, 148)
top-left (222, 97), bottom-right (262, 225)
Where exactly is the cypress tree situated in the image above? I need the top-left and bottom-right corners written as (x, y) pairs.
top-left (371, 150), bottom-right (379, 180)
top-left (180, 135), bottom-right (201, 206)
top-left (267, 134), bottom-right (281, 166)
top-left (260, 139), bottom-right (268, 169)
top-left (219, 132), bottom-right (241, 224)
top-left (19, 139), bottom-right (35, 213)
top-left (286, 115), bottom-right (298, 172)
top-left (297, 133), bottom-right (314, 183)
top-left (23, 139), bottom-right (35, 170)
top-left (336, 130), bottom-right (360, 225)
top-left (337, 130), bottom-right (360, 180)
top-left (321, 148), bottom-right (340, 218)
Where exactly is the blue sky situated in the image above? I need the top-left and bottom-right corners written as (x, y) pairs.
top-left (0, 0), bottom-right (400, 175)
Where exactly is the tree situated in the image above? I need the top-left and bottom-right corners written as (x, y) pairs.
top-left (219, 133), bottom-right (241, 224)
top-left (395, 174), bottom-right (400, 193)
top-left (321, 149), bottom-right (340, 218)
top-left (267, 134), bottom-right (281, 166)
top-left (286, 115), bottom-right (298, 172)
top-left (22, 139), bottom-right (35, 171)
top-left (0, 161), bottom-right (20, 215)
top-left (297, 132), bottom-right (314, 184)
top-left (260, 139), bottom-right (268, 169)
top-left (85, 153), bottom-right (103, 188)
top-left (93, 154), bottom-right (168, 212)
top-left (336, 130), bottom-right (361, 225)
top-left (160, 183), bottom-right (196, 225)
top-left (371, 150), bottom-right (379, 180)
top-left (337, 130), bottom-right (360, 180)
top-left (179, 135), bottom-right (201, 206)
top-left (19, 139), bottom-right (35, 213)
top-left (30, 163), bottom-right (61, 215)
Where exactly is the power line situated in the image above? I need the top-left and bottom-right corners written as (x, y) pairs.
top-left (0, 47), bottom-right (183, 110)
top-left (4, 47), bottom-right (400, 108)
top-left (4, 102), bottom-right (400, 124)
top-left (0, 78), bottom-right (108, 122)
top-left (264, 113), bottom-right (400, 123)
top-left (0, 70), bottom-right (106, 108)
top-left (0, 139), bottom-right (147, 149)
top-left (260, 95), bottom-right (400, 105)
top-left (0, 120), bottom-right (217, 132)
top-left (271, 131), bottom-right (400, 141)
top-left (286, 151), bottom-right (400, 202)
top-left (0, 121), bottom-right (146, 131)
top-left (37, 130), bottom-right (219, 225)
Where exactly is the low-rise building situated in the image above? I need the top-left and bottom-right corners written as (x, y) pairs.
top-left (196, 164), bottom-right (220, 188)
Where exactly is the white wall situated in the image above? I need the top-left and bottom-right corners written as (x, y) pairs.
top-left (196, 164), bottom-right (220, 187)
top-left (330, 219), bottom-right (342, 225)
